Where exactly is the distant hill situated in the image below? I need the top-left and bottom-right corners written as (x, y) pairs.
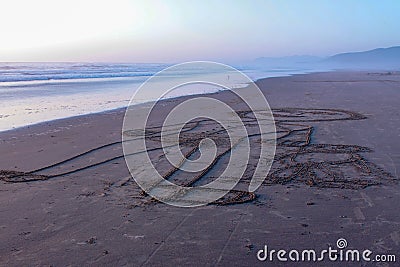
top-left (252, 46), bottom-right (400, 70)
top-left (325, 46), bottom-right (400, 68)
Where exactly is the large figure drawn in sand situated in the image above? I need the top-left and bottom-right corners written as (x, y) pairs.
top-left (1, 108), bottom-right (396, 206)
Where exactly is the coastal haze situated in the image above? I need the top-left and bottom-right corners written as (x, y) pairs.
top-left (2, 46), bottom-right (400, 131)
top-left (1, 1), bottom-right (400, 266)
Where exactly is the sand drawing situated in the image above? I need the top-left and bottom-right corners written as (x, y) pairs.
top-left (1, 108), bottom-right (396, 206)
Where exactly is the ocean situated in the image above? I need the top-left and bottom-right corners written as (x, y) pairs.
top-left (0, 62), bottom-right (316, 131)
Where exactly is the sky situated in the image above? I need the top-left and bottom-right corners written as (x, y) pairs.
top-left (0, 0), bottom-right (399, 63)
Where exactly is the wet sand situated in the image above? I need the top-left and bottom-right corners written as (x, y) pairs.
top-left (0, 71), bottom-right (399, 266)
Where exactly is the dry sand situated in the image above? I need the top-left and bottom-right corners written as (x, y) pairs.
top-left (0, 71), bottom-right (399, 266)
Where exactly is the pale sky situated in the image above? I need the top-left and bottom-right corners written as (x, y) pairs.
top-left (1, 0), bottom-right (399, 62)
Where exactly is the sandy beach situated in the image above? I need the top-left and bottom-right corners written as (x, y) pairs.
top-left (0, 71), bottom-right (399, 266)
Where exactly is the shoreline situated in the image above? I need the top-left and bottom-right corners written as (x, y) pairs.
top-left (0, 67), bottom-right (332, 133)
top-left (0, 70), bottom-right (328, 134)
